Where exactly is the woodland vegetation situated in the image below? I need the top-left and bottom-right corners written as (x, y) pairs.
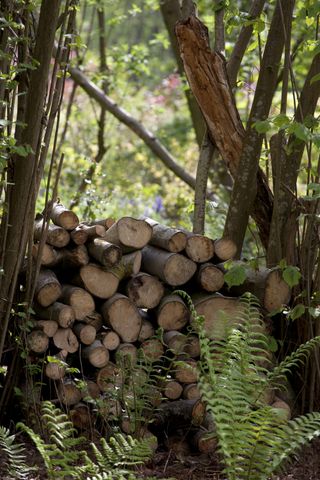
top-left (0, 0), bottom-right (320, 479)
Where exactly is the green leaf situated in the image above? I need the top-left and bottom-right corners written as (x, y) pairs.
top-left (288, 304), bottom-right (305, 321)
top-left (282, 266), bottom-right (301, 288)
top-left (224, 264), bottom-right (247, 288)
top-left (268, 336), bottom-right (278, 352)
top-left (310, 73), bottom-right (320, 85)
top-left (273, 114), bottom-right (291, 129)
top-left (253, 119), bottom-right (271, 133)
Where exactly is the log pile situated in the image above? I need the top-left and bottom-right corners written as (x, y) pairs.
top-left (27, 202), bottom-right (292, 453)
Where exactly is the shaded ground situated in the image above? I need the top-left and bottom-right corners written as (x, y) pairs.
top-left (1, 435), bottom-right (320, 479)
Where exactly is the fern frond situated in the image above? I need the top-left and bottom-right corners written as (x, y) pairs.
top-left (0, 426), bottom-right (36, 479)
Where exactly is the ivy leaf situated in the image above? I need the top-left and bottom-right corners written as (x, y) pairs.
top-left (224, 264), bottom-right (247, 288)
top-left (288, 304), bottom-right (305, 321)
top-left (282, 266), bottom-right (301, 288)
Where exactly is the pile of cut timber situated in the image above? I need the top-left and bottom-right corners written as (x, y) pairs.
top-left (28, 202), bottom-right (291, 452)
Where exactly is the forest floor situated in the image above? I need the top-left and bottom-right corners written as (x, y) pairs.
top-left (1, 434), bottom-right (319, 479)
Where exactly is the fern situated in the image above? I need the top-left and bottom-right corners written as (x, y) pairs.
top-left (176, 291), bottom-right (320, 480)
top-left (76, 432), bottom-right (154, 479)
top-left (17, 400), bottom-right (85, 479)
top-left (0, 426), bottom-right (36, 479)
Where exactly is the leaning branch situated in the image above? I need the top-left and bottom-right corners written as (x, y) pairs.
top-left (69, 66), bottom-right (203, 194)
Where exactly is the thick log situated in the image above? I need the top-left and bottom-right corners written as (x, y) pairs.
top-left (108, 250), bottom-right (142, 281)
top-left (140, 338), bottom-right (164, 362)
top-left (101, 293), bottom-right (142, 342)
top-left (73, 322), bottom-right (96, 345)
top-left (163, 379), bottom-right (183, 400)
top-left (59, 285), bottom-right (95, 320)
top-left (184, 233), bottom-right (214, 263)
top-left (85, 218), bottom-right (115, 229)
top-left (34, 217), bottom-right (70, 248)
top-left (80, 380), bottom-right (101, 400)
top-left (223, 264), bottom-right (291, 312)
top-left (74, 263), bottom-right (119, 299)
top-left (192, 430), bottom-right (217, 454)
top-left (126, 272), bottom-right (164, 308)
top-left (96, 362), bottom-right (123, 391)
top-left (156, 294), bottom-right (190, 331)
top-left (196, 263), bottom-right (225, 292)
top-left (154, 399), bottom-right (206, 428)
top-left (81, 311), bottom-right (103, 330)
top-left (192, 293), bottom-right (241, 339)
top-left (182, 383), bottom-right (201, 400)
top-left (34, 301), bottom-right (75, 328)
top-left (213, 238), bottom-right (237, 261)
top-left (144, 218), bottom-right (187, 252)
top-left (35, 320), bottom-right (58, 338)
top-left (57, 380), bottom-right (82, 406)
top-left (53, 327), bottom-right (79, 353)
top-left (71, 223), bottom-right (106, 245)
top-left (50, 201), bottom-right (79, 230)
top-left (32, 243), bottom-right (60, 267)
top-left (45, 350), bottom-right (68, 380)
top-left (104, 217), bottom-right (152, 250)
top-left (174, 359), bottom-right (198, 384)
top-left (70, 403), bottom-right (92, 429)
top-left (163, 331), bottom-right (187, 355)
top-left (115, 343), bottom-right (138, 365)
top-left (184, 335), bottom-right (201, 358)
top-left (55, 245), bottom-right (89, 268)
top-left (83, 340), bottom-right (109, 368)
top-left (35, 269), bottom-right (62, 307)
top-left (87, 238), bottom-right (122, 267)
top-left (138, 315), bottom-right (155, 342)
top-left (141, 245), bottom-right (196, 286)
top-left (99, 329), bottom-right (120, 351)
top-left (27, 329), bottom-right (49, 353)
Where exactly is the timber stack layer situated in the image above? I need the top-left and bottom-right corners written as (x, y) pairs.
top-left (28, 201), bottom-right (292, 452)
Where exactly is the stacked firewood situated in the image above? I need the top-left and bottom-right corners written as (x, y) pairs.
top-left (28, 202), bottom-right (292, 453)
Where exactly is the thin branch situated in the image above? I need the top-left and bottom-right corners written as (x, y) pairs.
top-left (68, 66), bottom-right (210, 195)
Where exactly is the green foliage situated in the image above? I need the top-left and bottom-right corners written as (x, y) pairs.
top-left (177, 291), bottom-right (320, 480)
top-left (223, 261), bottom-right (247, 288)
top-left (17, 401), bottom-right (85, 479)
top-left (0, 426), bottom-right (36, 479)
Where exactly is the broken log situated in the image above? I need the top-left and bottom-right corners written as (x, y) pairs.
top-left (96, 362), bottom-right (123, 391)
top-left (50, 201), bottom-right (79, 230)
top-left (104, 216), bottom-right (152, 250)
top-left (88, 238), bottom-right (122, 267)
top-left (81, 311), bottom-right (103, 331)
top-left (192, 293), bottom-right (241, 339)
top-left (32, 243), bottom-right (60, 267)
top-left (53, 327), bottom-right (79, 353)
top-left (34, 301), bottom-right (75, 328)
top-left (34, 217), bottom-right (70, 248)
top-left (138, 315), bottom-right (155, 342)
top-left (141, 245), bottom-right (196, 286)
top-left (74, 263), bottom-right (119, 299)
top-left (71, 223), bottom-right (106, 245)
top-left (70, 402), bottom-right (92, 429)
top-left (45, 350), bottom-right (68, 380)
top-left (154, 399), bottom-right (206, 428)
top-left (35, 319), bottom-right (58, 338)
top-left (156, 294), bottom-right (190, 331)
top-left (73, 322), bottom-right (97, 345)
top-left (35, 269), bottom-right (62, 307)
top-left (101, 293), bottom-right (142, 342)
top-left (99, 329), bottom-right (120, 351)
top-left (126, 272), bottom-right (164, 308)
top-left (184, 335), bottom-right (201, 358)
top-left (196, 263), bottom-right (225, 292)
top-left (174, 359), bottom-right (198, 384)
top-left (185, 233), bottom-right (214, 263)
top-left (213, 238), bottom-right (237, 261)
top-left (109, 250), bottom-right (142, 281)
top-left (57, 380), bottom-right (82, 406)
top-left (27, 329), bottom-right (49, 353)
top-left (140, 338), bottom-right (164, 362)
top-left (192, 430), bottom-right (217, 454)
top-left (83, 340), bottom-right (109, 368)
top-left (144, 218), bottom-right (187, 252)
top-left (163, 379), bottom-right (183, 400)
top-left (182, 383), bottom-right (201, 400)
top-left (59, 285), bottom-right (95, 320)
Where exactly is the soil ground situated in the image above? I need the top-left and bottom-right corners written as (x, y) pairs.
top-left (1, 434), bottom-right (319, 479)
